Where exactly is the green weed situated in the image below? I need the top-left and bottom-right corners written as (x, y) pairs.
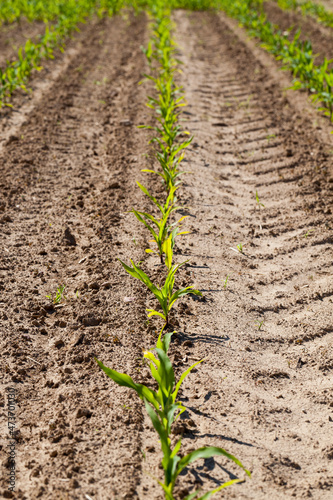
top-left (237, 243), bottom-right (244, 254)
top-left (303, 228), bottom-right (314, 238)
top-left (47, 284), bottom-right (66, 304)
top-left (223, 274), bottom-right (231, 289)
top-left (255, 319), bottom-right (265, 331)
top-left (256, 190), bottom-right (264, 209)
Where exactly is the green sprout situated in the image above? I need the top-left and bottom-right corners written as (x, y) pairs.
top-left (255, 320), bottom-right (265, 331)
top-left (256, 190), bottom-right (264, 209)
top-left (237, 243), bottom-right (244, 254)
top-left (47, 284), bottom-right (66, 304)
top-left (303, 229), bottom-right (314, 238)
top-left (223, 274), bottom-right (231, 289)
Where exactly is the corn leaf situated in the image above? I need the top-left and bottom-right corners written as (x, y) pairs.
top-left (173, 359), bottom-right (204, 401)
top-left (96, 359), bottom-right (160, 411)
top-left (176, 447), bottom-right (251, 478)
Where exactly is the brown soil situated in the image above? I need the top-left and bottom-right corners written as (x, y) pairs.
top-left (263, 1), bottom-right (333, 64)
top-left (0, 12), bottom-right (154, 500)
top-left (1, 7), bottom-right (333, 500)
top-left (0, 20), bottom-right (46, 69)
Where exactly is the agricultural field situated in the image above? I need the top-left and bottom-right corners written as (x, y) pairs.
top-left (0, 0), bottom-right (332, 499)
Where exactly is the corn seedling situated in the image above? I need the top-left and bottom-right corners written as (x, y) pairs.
top-left (303, 228), bottom-right (314, 238)
top-left (118, 258), bottom-right (202, 326)
top-left (255, 319), bottom-right (265, 331)
top-left (266, 133), bottom-right (276, 142)
top-left (132, 208), bottom-right (189, 265)
top-left (132, 183), bottom-right (189, 264)
top-left (137, 181), bottom-right (179, 214)
top-left (143, 140), bottom-right (193, 192)
top-left (96, 328), bottom-right (250, 500)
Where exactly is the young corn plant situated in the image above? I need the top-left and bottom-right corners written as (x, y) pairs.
top-left (143, 78), bottom-right (193, 156)
top-left (223, 274), bottom-right (231, 289)
top-left (140, 5), bottom-right (194, 193)
top-left (132, 208), bottom-right (189, 264)
top-left (143, 145), bottom-right (191, 193)
top-left (46, 284), bottom-right (66, 304)
top-left (255, 190), bottom-right (264, 209)
top-left (96, 330), bottom-right (250, 500)
top-left (137, 181), bottom-right (179, 214)
top-left (118, 256), bottom-right (201, 326)
top-left (237, 243), bottom-right (244, 254)
top-left (133, 182), bottom-right (189, 264)
top-left (141, 78), bottom-right (193, 186)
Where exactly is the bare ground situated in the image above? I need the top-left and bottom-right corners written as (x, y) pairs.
top-left (0, 12), bottom-right (153, 500)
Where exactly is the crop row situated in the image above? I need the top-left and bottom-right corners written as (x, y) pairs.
top-left (215, 0), bottom-right (333, 124)
top-left (0, 0), bottom-right (215, 97)
top-left (3, 0), bottom-right (333, 126)
top-left (0, 0), bottom-right (71, 24)
top-left (0, 0), bottom-right (127, 24)
top-left (0, 0), bottom-right (125, 109)
top-left (275, 0), bottom-right (333, 29)
top-left (95, 1), bottom-right (250, 498)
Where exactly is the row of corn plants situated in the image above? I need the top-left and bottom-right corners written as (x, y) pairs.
top-left (0, 0), bottom-right (125, 24)
top-left (0, 0), bottom-right (80, 25)
top-left (170, 0), bottom-right (217, 8)
top-left (215, 0), bottom-right (333, 124)
top-left (0, 0), bottom-right (124, 109)
top-left (274, 0), bottom-right (333, 30)
top-left (96, 1), bottom-right (250, 498)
